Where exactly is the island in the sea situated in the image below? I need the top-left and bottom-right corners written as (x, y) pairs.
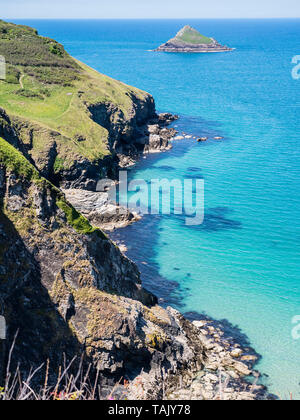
top-left (154, 25), bottom-right (233, 53)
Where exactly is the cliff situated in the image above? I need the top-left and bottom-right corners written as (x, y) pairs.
top-left (0, 20), bottom-right (176, 191)
top-left (155, 25), bottom-right (233, 53)
top-left (0, 21), bottom-right (269, 400)
top-left (0, 135), bottom-right (193, 395)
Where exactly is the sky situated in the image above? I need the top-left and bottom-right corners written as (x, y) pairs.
top-left (2, 0), bottom-right (300, 19)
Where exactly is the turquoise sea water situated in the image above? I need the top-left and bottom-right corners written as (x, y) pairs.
top-left (17, 19), bottom-right (300, 397)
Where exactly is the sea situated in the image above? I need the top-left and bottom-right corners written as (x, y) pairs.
top-left (14, 18), bottom-right (300, 398)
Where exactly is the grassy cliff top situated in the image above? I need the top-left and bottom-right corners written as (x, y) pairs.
top-left (0, 20), bottom-right (151, 167)
top-left (173, 25), bottom-right (213, 45)
top-left (0, 20), bottom-right (81, 85)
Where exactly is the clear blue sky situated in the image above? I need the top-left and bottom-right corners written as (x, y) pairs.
top-left (2, 0), bottom-right (300, 19)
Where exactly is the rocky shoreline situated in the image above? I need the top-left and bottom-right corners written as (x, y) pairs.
top-left (167, 318), bottom-right (270, 400)
top-left (123, 309), bottom-right (272, 400)
top-left (63, 112), bottom-right (179, 231)
top-left (106, 234), bottom-right (274, 400)
top-left (116, 112), bottom-right (179, 167)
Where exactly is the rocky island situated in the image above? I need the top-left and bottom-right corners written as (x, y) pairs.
top-left (0, 20), bottom-right (269, 400)
top-left (155, 25), bottom-right (233, 53)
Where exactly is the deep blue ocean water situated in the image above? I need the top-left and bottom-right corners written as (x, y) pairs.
top-left (16, 19), bottom-right (300, 397)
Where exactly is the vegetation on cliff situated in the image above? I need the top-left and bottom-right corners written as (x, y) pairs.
top-left (0, 20), bottom-right (154, 174)
top-left (0, 136), bottom-right (39, 180)
top-left (0, 133), bottom-right (205, 400)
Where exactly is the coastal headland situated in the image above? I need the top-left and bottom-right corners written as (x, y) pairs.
top-left (0, 20), bottom-right (270, 400)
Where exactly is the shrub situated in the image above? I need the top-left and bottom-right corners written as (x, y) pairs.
top-left (4, 65), bottom-right (20, 84)
top-left (14, 88), bottom-right (43, 99)
top-left (0, 20), bottom-right (82, 86)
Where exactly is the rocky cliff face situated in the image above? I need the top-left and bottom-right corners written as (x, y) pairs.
top-left (0, 105), bottom-right (177, 192)
top-left (0, 137), bottom-right (199, 395)
top-left (0, 139), bottom-right (183, 388)
top-left (0, 104), bottom-right (177, 230)
top-left (0, 137), bottom-right (271, 400)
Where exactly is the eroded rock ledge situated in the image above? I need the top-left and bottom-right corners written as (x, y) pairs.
top-left (63, 188), bottom-right (141, 231)
top-left (154, 25), bottom-right (233, 53)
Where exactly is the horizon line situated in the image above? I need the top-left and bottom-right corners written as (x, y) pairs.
top-left (4, 17), bottom-right (300, 20)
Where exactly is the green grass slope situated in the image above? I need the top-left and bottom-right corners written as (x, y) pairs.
top-left (0, 20), bottom-right (151, 170)
top-left (174, 25), bottom-right (213, 45)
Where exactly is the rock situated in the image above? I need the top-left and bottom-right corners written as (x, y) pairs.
top-left (201, 337), bottom-right (215, 350)
top-left (228, 370), bottom-right (240, 380)
top-left (241, 355), bottom-right (258, 363)
top-left (192, 320), bottom-right (207, 329)
top-left (134, 116), bottom-right (177, 155)
top-left (233, 361), bottom-right (252, 376)
top-left (158, 112), bottom-right (179, 123)
top-left (205, 362), bottom-right (219, 371)
top-left (147, 124), bottom-right (160, 135)
top-left (149, 134), bottom-right (163, 149)
top-left (204, 373), bottom-right (219, 383)
top-left (231, 348), bottom-right (243, 358)
top-left (117, 243), bottom-right (128, 253)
